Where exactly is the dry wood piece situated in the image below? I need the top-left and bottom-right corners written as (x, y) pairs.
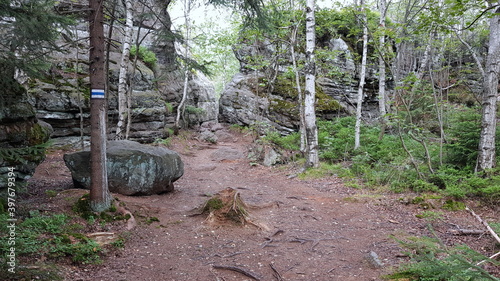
top-left (212, 265), bottom-right (262, 281)
top-left (466, 206), bottom-right (500, 244)
top-left (448, 229), bottom-right (487, 235)
top-left (477, 251), bottom-right (500, 266)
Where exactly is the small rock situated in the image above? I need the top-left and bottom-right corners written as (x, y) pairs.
top-left (366, 251), bottom-right (384, 268)
top-left (263, 147), bottom-right (280, 167)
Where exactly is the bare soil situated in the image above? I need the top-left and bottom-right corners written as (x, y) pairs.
top-left (23, 127), bottom-right (499, 280)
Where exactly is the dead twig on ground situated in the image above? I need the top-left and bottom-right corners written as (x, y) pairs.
top-left (212, 265), bottom-right (262, 281)
top-left (477, 251), bottom-right (500, 266)
top-left (448, 229), bottom-right (487, 235)
top-left (289, 237), bottom-right (336, 251)
top-left (466, 206), bottom-right (500, 244)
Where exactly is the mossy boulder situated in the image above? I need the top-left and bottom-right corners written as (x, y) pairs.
top-left (63, 140), bottom-right (184, 195)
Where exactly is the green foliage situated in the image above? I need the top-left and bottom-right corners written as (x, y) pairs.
top-left (154, 137), bottom-right (172, 146)
top-left (387, 231), bottom-right (499, 280)
top-left (204, 198), bottom-right (224, 212)
top-left (145, 217), bottom-right (160, 225)
top-left (0, 213), bottom-right (102, 264)
top-left (0, 0), bottom-right (74, 78)
top-left (298, 162), bottom-right (348, 179)
top-left (130, 45), bottom-right (157, 68)
top-left (445, 107), bottom-right (482, 168)
top-left (415, 211), bottom-right (444, 221)
top-left (190, 16), bottom-right (240, 93)
top-left (316, 7), bottom-right (388, 58)
top-left (165, 102), bottom-right (174, 114)
top-left (442, 200), bottom-right (466, 211)
top-left (261, 131), bottom-right (300, 151)
top-left (72, 194), bottom-right (129, 222)
top-left (0, 141), bottom-right (51, 166)
top-left (261, 114), bottom-right (499, 203)
top-left (184, 105), bottom-right (205, 115)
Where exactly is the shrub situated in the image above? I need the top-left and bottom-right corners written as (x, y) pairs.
top-left (130, 45), bottom-right (157, 68)
top-left (445, 107), bottom-right (481, 168)
top-left (261, 131), bottom-right (301, 151)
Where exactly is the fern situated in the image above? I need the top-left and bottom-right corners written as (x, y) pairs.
top-left (388, 226), bottom-right (500, 281)
top-left (0, 141), bottom-right (51, 165)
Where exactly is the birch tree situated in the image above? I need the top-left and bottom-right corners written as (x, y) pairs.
top-left (304, 0), bottom-right (319, 168)
top-left (354, 0), bottom-right (368, 150)
top-left (116, 0), bottom-right (134, 139)
top-left (175, 0), bottom-right (193, 129)
top-left (476, 1), bottom-right (500, 172)
top-left (378, 0), bottom-right (387, 119)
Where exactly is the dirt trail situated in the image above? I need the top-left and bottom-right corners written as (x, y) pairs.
top-left (27, 128), bottom-right (499, 280)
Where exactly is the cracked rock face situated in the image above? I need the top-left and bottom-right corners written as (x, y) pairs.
top-left (219, 37), bottom-right (382, 134)
top-left (63, 140), bottom-right (184, 195)
top-left (0, 82), bottom-right (52, 188)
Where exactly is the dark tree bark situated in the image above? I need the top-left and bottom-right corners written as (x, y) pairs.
top-left (89, 0), bottom-right (112, 212)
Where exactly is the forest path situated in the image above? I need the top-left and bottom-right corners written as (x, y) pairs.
top-left (28, 127), bottom-right (496, 280)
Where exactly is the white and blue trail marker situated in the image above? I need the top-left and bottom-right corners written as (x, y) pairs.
top-left (91, 89), bottom-right (105, 99)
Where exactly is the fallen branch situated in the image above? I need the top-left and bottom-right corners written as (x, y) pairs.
top-left (477, 251), bottom-right (500, 266)
top-left (212, 265), bottom-right (262, 281)
top-left (448, 229), bottom-right (487, 235)
top-left (466, 206), bottom-right (500, 244)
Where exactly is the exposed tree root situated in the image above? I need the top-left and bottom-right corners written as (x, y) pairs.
top-left (212, 265), bottom-right (262, 281)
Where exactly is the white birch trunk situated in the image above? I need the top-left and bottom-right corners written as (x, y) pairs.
top-left (290, 22), bottom-right (306, 153)
top-left (115, 0), bottom-right (133, 139)
top-left (175, 0), bottom-right (192, 129)
top-left (477, 3), bottom-right (500, 172)
top-left (378, 0), bottom-right (387, 119)
top-left (354, 1), bottom-right (368, 150)
top-left (304, 0), bottom-right (319, 168)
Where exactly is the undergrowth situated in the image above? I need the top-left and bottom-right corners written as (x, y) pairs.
top-left (0, 194), bottom-right (129, 279)
top-left (0, 212), bottom-right (102, 269)
top-left (258, 110), bottom-right (500, 279)
top-left (260, 113), bottom-right (500, 203)
top-left (386, 227), bottom-right (500, 281)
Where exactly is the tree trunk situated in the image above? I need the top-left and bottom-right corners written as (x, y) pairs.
top-left (476, 3), bottom-right (500, 172)
top-left (89, 0), bottom-right (112, 212)
top-left (354, 1), bottom-right (368, 150)
top-left (175, 0), bottom-right (192, 129)
top-left (304, 0), bottom-right (319, 168)
top-left (290, 21), bottom-right (306, 153)
top-left (378, 0), bottom-right (387, 119)
top-left (116, 0), bottom-right (134, 139)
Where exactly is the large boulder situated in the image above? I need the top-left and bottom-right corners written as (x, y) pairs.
top-left (63, 140), bottom-right (184, 195)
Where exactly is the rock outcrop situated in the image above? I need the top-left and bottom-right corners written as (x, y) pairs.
top-left (220, 36), bottom-right (384, 133)
top-left (63, 140), bottom-right (184, 195)
top-left (0, 80), bottom-right (52, 188)
top-left (27, 2), bottom-right (219, 144)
